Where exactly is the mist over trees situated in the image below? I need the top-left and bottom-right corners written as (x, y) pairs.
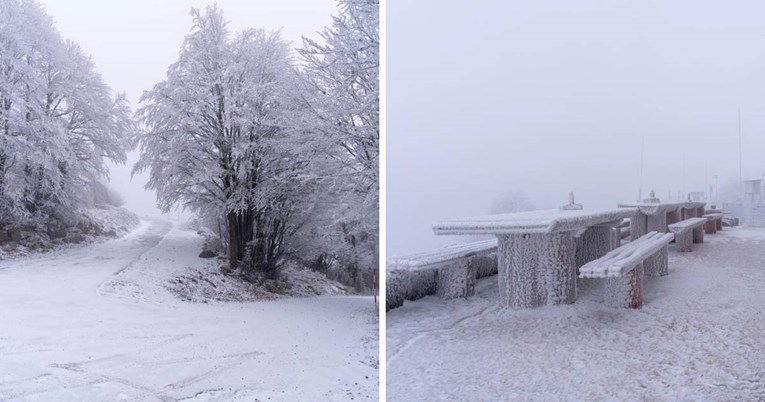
top-left (134, 0), bottom-right (379, 289)
top-left (0, 0), bottom-right (132, 233)
top-left (489, 191), bottom-right (534, 214)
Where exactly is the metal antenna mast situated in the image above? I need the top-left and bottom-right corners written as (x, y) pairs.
top-left (739, 108), bottom-right (743, 198)
top-left (638, 136), bottom-right (644, 202)
top-left (738, 108), bottom-right (744, 186)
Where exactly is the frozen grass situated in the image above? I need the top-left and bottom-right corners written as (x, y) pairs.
top-left (387, 227), bottom-right (765, 401)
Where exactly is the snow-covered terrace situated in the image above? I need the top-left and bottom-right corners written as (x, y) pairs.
top-left (387, 226), bottom-right (765, 400)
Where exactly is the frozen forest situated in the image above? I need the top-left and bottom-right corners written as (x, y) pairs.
top-left (1, 0), bottom-right (379, 291)
top-left (0, 0), bottom-right (378, 400)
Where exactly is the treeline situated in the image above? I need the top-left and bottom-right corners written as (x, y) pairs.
top-left (133, 2), bottom-right (379, 289)
top-left (0, 1), bottom-right (132, 233)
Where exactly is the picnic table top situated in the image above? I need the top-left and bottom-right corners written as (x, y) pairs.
top-left (433, 208), bottom-right (638, 235)
top-left (617, 201), bottom-right (706, 216)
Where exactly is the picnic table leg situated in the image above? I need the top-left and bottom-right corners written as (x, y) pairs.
top-left (644, 245), bottom-right (669, 276)
top-left (542, 232), bottom-right (578, 305)
top-left (666, 209), bottom-right (680, 226)
top-left (604, 263), bottom-right (643, 308)
top-left (647, 212), bottom-right (668, 233)
top-left (697, 206), bottom-right (705, 217)
top-left (497, 234), bottom-right (538, 308)
top-left (685, 207), bottom-right (696, 219)
top-left (575, 225), bottom-right (616, 269)
top-left (693, 225), bottom-right (704, 243)
top-left (497, 232), bottom-right (576, 309)
top-left (716, 218), bottom-right (723, 231)
top-left (630, 214), bottom-right (647, 241)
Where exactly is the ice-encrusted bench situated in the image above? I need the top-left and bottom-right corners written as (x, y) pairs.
top-left (386, 239), bottom-right (498, 310)
top-left (579, 231), bottom-right (674, 308)
top-left (703, 213), bottom-right (723, 234)
top-left (668, 217), bottom-right (707, 252)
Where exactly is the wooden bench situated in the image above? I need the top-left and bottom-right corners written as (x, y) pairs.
top-left (386, 239), bottom-right (498, 310)
top-left (668, 217), bottom-right (707, 252)
top-left (579, 231), bottom-right (674, 308)
top-left (703, 213), bottom-right (723, 233)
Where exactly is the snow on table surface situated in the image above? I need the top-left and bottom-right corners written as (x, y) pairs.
top-left (432, 208), bottom-right (638, 235)
top-left (579, 231), bottom-right (674, 278)
top-left (618, 201), bottom-right (706, 216)
top-left (667, 217), bottom-right (708, 231)
top-left (387, 239), bottom-right (497, 271)
top-left (387, 226), bottom-right (765, 401)
top-left (0, 219), bottom-right (377, 402)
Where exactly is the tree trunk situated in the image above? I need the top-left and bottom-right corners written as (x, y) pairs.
top-left (227, 211), bottom-right (241, 269)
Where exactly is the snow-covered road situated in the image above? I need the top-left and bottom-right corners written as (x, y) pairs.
top-left (0, 219), bottom-right (377, 401)
top-left (388, 227), bottom-right (765, 401)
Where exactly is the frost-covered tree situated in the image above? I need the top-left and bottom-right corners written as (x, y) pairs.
top-left (0, 0), bottom-right (131, 228)
top-left (134, 6), bottom-right (310, 278)
top-left (297, 0), bottom-right (379, 288)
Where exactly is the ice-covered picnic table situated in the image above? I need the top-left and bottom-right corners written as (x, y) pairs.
top-left (432, 206), bottom-right (638, 309)
top-left (618, 197), bottom-right (705, 239)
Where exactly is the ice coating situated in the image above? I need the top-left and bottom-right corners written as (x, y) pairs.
top-left (433, 208), bottom-right (638, 235)
top-left (618, 201), bottom-right (706, 216)
top-left (387, 239), bottom-right (498, 271)
top-left (579, 231), bottom-right (674, 278)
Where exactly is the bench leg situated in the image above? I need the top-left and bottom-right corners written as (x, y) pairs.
top-left (604, 263), bottom-right (643, 308)
top-left (693, 226), bottom-right (704, 243)
top-left (644, 245), bottom-right (668, 277)
top-left (676, 232), bottom-right (692, 252)
top-left (436, 257), bottom-right (477, 299)
top-left (704, 220), bottom-right (716, 234)
top-left (716, 219), bottom-right (723, 231)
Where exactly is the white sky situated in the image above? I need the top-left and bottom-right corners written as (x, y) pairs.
top-left (36, 0), bottom-right (338, 217)
top-left (388, 0), bottom-right (765, 256)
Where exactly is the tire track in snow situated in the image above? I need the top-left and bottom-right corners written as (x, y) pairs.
top-left (388, 303), bottom-right (499, 365)
top-left (96, 219), bottom-right (173, 301)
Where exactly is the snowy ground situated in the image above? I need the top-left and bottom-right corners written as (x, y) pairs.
top-left (387, 227), bottom-right (765, 401)
top-left (0, 219), bottom-right (377, 401)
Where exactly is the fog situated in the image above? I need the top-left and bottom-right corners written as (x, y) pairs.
top-left (388, 0), bottom-right (765, 256)
top-left (36, 0), bottom-right (337, 217)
